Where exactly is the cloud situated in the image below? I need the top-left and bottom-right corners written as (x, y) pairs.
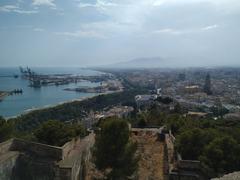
top-left (55, 30), bottom-right (105, 39)
top-left (32, 0), bottom-right (56, 8)
top-left (201, 24), bottom-right (219, 31)
top-left (55, 21), bottom-right (136, 40)
top-left (81, 21), bottom-right (138, 35)
top-left (75, 0), bottom-right (240, 24)
top-left (0, 5), bottom-right (38, 14)
top-left (152, 25), bottom-right (220, 36)
top-left (0, 1), bottom-right (58, 14)
top-left (0, 5), bottom-right (19, 12)
top-left (152, 28), bottom-right (182, 35)
top-left (77, 0), bottom-right (118, 8)
top-left (76, 0), bottom-right (240, 8)
top-left (33, 28), bottom-right (45, 32)
top-left (77, 0), bottom-right (155, 31)
top-left (78, 3), bottom-right (96, 8)
top-left (75, 0), bottom-right (224, 38)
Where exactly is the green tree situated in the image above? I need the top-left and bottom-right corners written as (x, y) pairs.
top-left (34, 120), bottom-right (85, 146)
top-left (200, 136), bottom-right (240, 177)
top-left (0, 116), bottom-right (14, 142)
top-left (175, 128), bottom-right (216, 160)
top-left (137, 117), bottom-right (147, 128)
top-left (93, 117), bottom-right (138, 179)
top-left (165, 114), bottom-right (184, 135)
top-left (174, 103), bottom-right (182, 114)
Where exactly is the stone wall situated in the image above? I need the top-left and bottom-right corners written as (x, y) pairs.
top-left (0, 151), bottom-right (19, 180)
top-left (11, 139), bottom-right (63, 161)
top-left (165, 133), bottom-right (175, 172)
top-left (0, 139), bottom-right (19, 180)
top-left (178, 160), bottom-right (201, 170)
top-left (0, 138), bottom-right (63, 180)
top-left (0, 134), bottom-right (95, 180)
top-left (56, 133), bottom-right (95, 180)
top-left (165, 132), bottom-right (206, 180)
top-left (12, 154), bottom-right (56, 180)
top-left (0, 139), bottom-right (14, 155)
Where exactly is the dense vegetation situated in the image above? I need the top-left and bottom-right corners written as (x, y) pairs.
top-left (0, 117), bottom-right (85, 146)
top-left (173, 118), bottom-right (240, 178)
top-left (11, 88), bottom-right (146, 132)
top-left (0, 116), bottom-right (14, 142)
top-left (34, 120), bottom-right (86, 146)
top-left (93, 117), bottom-right (138, 179)
top-left (0, 82), bottom-right (146, 145)
top-left (134, 104), bottom-right (240, 178)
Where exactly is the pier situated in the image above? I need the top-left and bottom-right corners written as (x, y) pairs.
top-left (0, 75), bottom-right (19, 78)
top-left (19, 66), bottom-right (112, 88)
top-left (0, 89), bottom-right (23, 101)
top-left (9, 89), bottom-right (23, 95)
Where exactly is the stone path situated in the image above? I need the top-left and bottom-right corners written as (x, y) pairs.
top-left (132, 131), bottom-right (165, 180)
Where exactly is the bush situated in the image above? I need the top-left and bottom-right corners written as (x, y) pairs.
top-left (34, 120), bottom-right (85, 146)
top-left (0, 117), bottom-right (14, 142)
top-left (200, 136), bottom-right (240, 177)
top-left (93, 117), bottom-right (138, 179)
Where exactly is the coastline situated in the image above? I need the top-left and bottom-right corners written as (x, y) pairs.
top-left (0, 68), bottom-right (113, 119)
top-left (6, 94), bottom-right (98, 120)
top-left (6, 89), bottom-right (123, 120)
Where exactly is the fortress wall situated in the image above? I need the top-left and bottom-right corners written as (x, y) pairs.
top-left (69, 136), bottom-right (94, 180)
top-left (0, 139), bottom-right (14, 155)
top-left (12, 154), bottom-right (56, 180)
top-left (0, 134), bottom-right (94, 180)
top-left (178, 160), bottom-right (201, 170)
top-left (11, 139), bottom-right (63, 161)
top-left (0, 139), bottom-right (19, 180)
top-left (0, 151), bottom-right (19, 180)
top-left (71, 152), bottom-right (84, 180)
top-left (57, 155), bottom-right (83, 180)
top-left (56, 168), bottom-right (72, 180)
top-left (57, 134), bottom-right (95, 180)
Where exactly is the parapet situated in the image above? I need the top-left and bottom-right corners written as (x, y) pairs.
top-left (0, 133), bottom-right (95, 180)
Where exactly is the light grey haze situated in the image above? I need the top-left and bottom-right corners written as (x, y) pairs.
top-left (0, 0), bottom-right (240, 67)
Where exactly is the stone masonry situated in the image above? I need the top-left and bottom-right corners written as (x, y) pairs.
top-left (0, 133), bottom-right (94, 180)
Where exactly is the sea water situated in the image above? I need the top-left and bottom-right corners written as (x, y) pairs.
top-left (0, 67), bottom-right (102, 118)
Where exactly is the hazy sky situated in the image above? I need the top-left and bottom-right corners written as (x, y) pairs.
top-left (0, 0), bottom-right (240, 67)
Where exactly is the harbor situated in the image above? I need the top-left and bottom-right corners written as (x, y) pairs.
top-left (64, 79), bottom-right (123, 93)
top-left (19, 67), bottom-right (112, 88)
top-left (0, 67), bottom-right (106, 117)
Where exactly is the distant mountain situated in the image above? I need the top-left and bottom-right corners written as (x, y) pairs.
top-left (102, 56), bottom-right (212, 69)
top-left (106, 57), bottom-right (172, 69)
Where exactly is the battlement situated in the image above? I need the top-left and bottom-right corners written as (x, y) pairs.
top-left (0, 133), bottom-right (94, 180)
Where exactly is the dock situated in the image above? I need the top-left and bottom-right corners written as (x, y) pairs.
top-left (0, 89), bottom-right (23, 101)
top-left (0, 75), bottom-right (19, 78)
top-left (19, 66), bottom-right (114, 88)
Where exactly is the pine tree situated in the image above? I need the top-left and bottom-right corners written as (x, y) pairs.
top-left (93, 118), bottom-right (138, 179)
